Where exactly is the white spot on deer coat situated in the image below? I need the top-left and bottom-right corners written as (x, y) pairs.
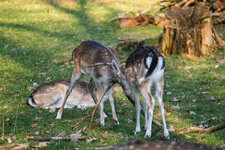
top-left (146, 56), bottom-right (152, 68)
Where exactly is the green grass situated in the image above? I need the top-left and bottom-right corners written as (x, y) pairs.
top-left (0, 0), bottom-right (224, 149)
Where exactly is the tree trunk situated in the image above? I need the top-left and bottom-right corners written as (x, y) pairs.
top-left (162, 2), bottom-right (216, 57)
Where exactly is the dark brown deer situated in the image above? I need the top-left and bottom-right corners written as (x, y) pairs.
top-left (110, 140), bottom-right (223, 150)
top-left (56, 41), bottom-right (133, 126)
top-left (124, 46), bottom-right (169, 138)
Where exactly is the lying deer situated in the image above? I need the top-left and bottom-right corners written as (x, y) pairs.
top-left (27, 80), bottom-right (118, 122)
top-left (56, 40), bottom-right (133, 126)
top-left (27, 80), bottom-right (94, 110)
top-left (124, 46), bottom-right (169, 138)
top-left (110, 140), bottom-right (223, 150)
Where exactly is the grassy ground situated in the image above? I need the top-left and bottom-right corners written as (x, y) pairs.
top-left (0, 0), bottom-right (224, 149)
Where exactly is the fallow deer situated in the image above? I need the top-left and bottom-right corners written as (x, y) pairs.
top-left (110, 140), bottom-right (223, 150)
top-left (124, 46), bottom-right (169, 138)
top-left (56, 40), bottom-right (133, 126)
top-left (27, 80), bottom-right (95, 110)
top-left (27, 80), bottom-right (118, 122)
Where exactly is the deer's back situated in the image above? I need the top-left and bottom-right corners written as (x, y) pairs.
top-left (72, 40), bottom-right (119, 64)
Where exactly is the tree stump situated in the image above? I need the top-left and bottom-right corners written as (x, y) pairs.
top-left (162, 2), bottom-right (216, 56)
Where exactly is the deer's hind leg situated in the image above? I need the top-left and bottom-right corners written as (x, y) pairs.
top-left (155, 77), bottom-right (169, 139)
top-left (108, 86), bottom-right (119, 124)
top-left (88, 79), bottom-right (108, 125)
top-left (139, 81), bottom-right (155, 137)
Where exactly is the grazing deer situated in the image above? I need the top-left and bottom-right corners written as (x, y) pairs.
top-left (110, 140), bottom-right (223, 150)
top-left (56, 40), bottom-right (133, 125)
top-left (27, 80), bottom-right (118, 122)
top-left (124, 46), bottom-right (169, 138)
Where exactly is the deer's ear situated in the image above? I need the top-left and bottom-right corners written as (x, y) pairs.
top-left (111, 59), bottom-right (121, 75)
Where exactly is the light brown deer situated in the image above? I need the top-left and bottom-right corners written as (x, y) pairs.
top-left (110, 140), bottom-right (223, 150)
top-left (27, 80), bottom-right (95, 110)
top-left (124, 46), bottom-right (169, 138)
top-left (56, 41), bottom-right (133, 126)
top-left (27, 80), bottom-right (118, 121)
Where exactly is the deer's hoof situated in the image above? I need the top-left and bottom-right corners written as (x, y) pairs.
top-left (164, 130), bottom-right (170, 139)
top-left (56, 112), bottom-right (62, 120)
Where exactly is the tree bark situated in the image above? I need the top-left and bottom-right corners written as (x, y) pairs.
top-left (162, 2), bottom-right (218, 56)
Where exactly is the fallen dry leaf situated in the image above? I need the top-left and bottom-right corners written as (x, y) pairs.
top-left (185, 135), bottom-right (192, 139)
top-left (171, 98), bottom-right (181, 102)
top-left (101, 131), bottom-right (109, 138)
top-left (31, 123), bottom-right (38, 128)
top-left (184, 66), bottom-right (191, 73)
top-left (33, 142), bottom-right (50, 148)
top-left (215, 65), bottom-right (219, 68)
top-left (127, 119), bottom-right (133, 124)
top-left (70, 132), bottom-right (82, 142)
top-left (33, 82), bottom-right (38, 87)
top-left (35, 116), bottom-right (43, 121)
top-left (166, 91), bottom-right (172, 95)
top-left (27, 86), bottom-right (33, 91)
top-left (217, 59), bottom-right (225, 64)
top-left (86, 137), bottom-right (97, 143)
top-left (189, 111), bottom-right (196, 115)
top-left (52, 59), bottom-right (58, 65)
top-left (7, 137), bottom-right (12, 144)
top-left (197, 137), bottom-right (206, 142)
top-left (171, 105), bottom-right (180, 110)
top-left (35, 131), bottom-right (40, 135)
top-left (212, 117), bottom-right (217, 120)
top-left (202, 92), bottom-right (208, 94)
top-left (158, 112), bottom-right (171, 116)
top-left (209, 96), bottom-right (216, 101)
top-left (168, 125), bottom-right (175, 132)
top-left (100, 138), bottom-right (104, 143)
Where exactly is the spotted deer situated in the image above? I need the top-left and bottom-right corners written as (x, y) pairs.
top-left (56, 40), bottom-right (133, 126)
top-left (124, 46), bottom-right (169, 138)
top-left (27, 80), bottom-right (95, 110)
top-left (110, 140), bottom-right (223, 150)
top-left (27, 80), bottom-right (118, 121)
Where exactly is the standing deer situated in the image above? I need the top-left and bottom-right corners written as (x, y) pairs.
top-left (124, 46), bottom-right (169, 138)
top-left (56, 40), bottom-right (133, 126)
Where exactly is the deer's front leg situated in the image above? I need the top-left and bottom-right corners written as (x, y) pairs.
top-left (56, 71), bottom-right (81, 119)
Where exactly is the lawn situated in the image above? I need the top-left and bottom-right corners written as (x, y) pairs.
top-left (0, 0), bottom-right (224, 149)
